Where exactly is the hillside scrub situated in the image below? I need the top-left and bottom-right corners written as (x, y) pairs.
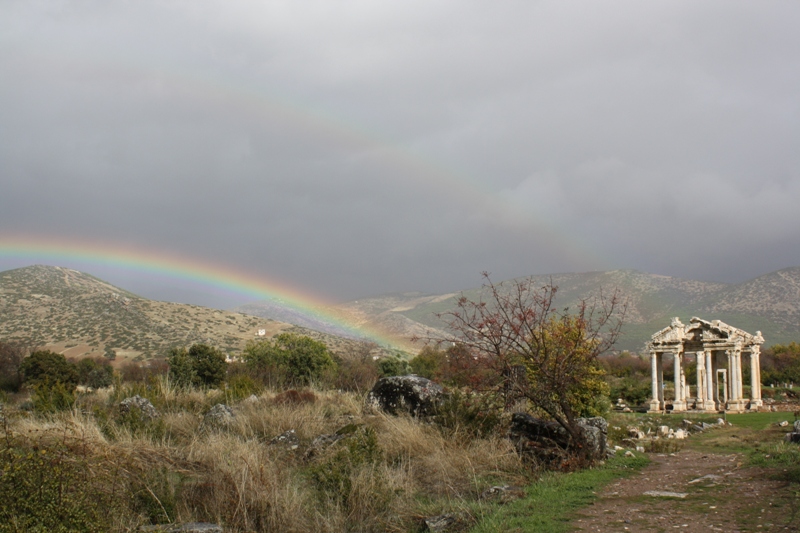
top-left (0, 380), bottom-right (530, 532)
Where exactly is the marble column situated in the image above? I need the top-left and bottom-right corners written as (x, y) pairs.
top-left (696, 351), bottom-right (706, 408)
top-left (705, 350), bottom-right (715, 409)
top-left (649, 351), bottom-right (661, 412)
top-left (750, 346), bottom-right (763, 408)
top-left (673, 349), bottom-right (686, 411)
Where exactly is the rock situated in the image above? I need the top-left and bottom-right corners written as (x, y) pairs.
top-left (577, 417), bottom-right (607, 457)
top-left (674, 429), bottom-right (687, 440)
top-left (643, 490), bottom-right (687, 498)
top-left (624, 450), bottom-right (635, 457)
top-left (628, 427), bottom-right (645, 439)
top-left (203, 404), bottom-right (236, 428)
top-left (120, 395), bottom-right (159, 420)
top-left (784, 432), bottom-right (800, 443)
top-left (423, 512), bottom-right (469, 532)
top-left (658, 425), bottom-right (670, 437)
top-left (140, 523), bottom-right (223, 532)
top-left (635, 446), bottom-right (645, 453)
top-left (509, 413), bottom-right (608, 461)
top-left (304, 433), bottom-right (347, 458)
top-left (691, 424), bottom-right (704, 432)
top-left (794, 420), bottom-right (800, 432)
top-left (716, 418), bottom-right (726, 425)
top-left (366, 375), bottom-right (444, 416)
top-left (480, 485), bottom-right (525, 502)
top-left (269, 429), bottom-right (299, 449)
top-left (622, 407), bottom-right (632, 412)
top-left (243, 394), bottom-right (259, 403)
top-left (779, 420), bottom-right (790, 427)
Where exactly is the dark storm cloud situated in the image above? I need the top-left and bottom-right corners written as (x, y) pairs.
top-left (1, 0), bottom-right (799, 305)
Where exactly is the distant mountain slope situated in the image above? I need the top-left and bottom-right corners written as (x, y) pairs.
top-left (327, 269), bottom-right (800, 352)
top-left (0, 265), bottom-right (385, 363)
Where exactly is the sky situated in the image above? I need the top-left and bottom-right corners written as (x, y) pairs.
top-left (2, 1), bottom-right (799, 309)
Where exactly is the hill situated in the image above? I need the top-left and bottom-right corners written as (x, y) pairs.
top-left (0, 265), bottom-right (387, 364)
top-left (321, 269), bottom-right (800, 352)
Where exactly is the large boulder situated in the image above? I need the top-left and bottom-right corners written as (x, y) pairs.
top-left (509, 413), bottom-right (608, 463)
top-left (366, 375), bottom-right (444, 417)
top-left (119, 395), bottom-right (159, 420)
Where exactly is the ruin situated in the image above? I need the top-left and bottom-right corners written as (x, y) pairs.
top-left (647, 317), bottom-right (764, 413)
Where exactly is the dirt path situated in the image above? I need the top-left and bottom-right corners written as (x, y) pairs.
top-left (573, 450), bottom-right (800, 533)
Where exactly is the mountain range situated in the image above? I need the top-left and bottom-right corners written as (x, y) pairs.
top-left (237, 268), bottom-right (800, 352)
top-left (2, 265), bottom-right (799, 363)
top-left (0, 265), bottom-right (392, 364)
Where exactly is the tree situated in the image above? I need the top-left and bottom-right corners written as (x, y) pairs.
top-left (19, 350), bottom-right (79, 391)
top-left (243, 333), bottom-right (336, 386)
top-left (433, 273), bottom-right (624, 456)
top-left (0, 341), bottom-right (26, 392)
top-left (167, 344), bottom-right (226, 388)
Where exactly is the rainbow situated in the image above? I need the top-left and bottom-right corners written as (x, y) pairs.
top-left (0, 234), bottom-right (413, 351)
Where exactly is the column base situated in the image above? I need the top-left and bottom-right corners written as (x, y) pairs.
top-left (748, 399), bottom-right (763, 410)
top-left (696, 400), bottom-right (717, 411)
top-left (648, 399), bottom-right (663, 413)
top-left (725, 400), bottom-right (747, 412)
top-left (672, 400), bottom-right (687, 412)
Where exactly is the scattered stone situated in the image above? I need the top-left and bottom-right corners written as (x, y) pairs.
top-left (480, 485), bottom-right (525, 502)
top-left (140, 523), bottom-right (223, 532)
top-left (779, 420), bottom-right (790, 427)
top-left (628, 428), bottom-right (645, 439)
top-left (269, 429), bottom-right (299, 449)
top-left (636, 446), bottom-right (645, 453)
top-left (674, 429), bottom-right (687, 440)
top-left (794, 420), bottom-right (800, 432)
top-left (624, 450), bottom-right (635, 457)
top-left (716, 418), bottom-right (726, 426)
top-left (658, 425), bottom-right (670, 437)
top-left (783, 432), bottom-right (800, 444)
top-left (691, 424), bottom-right (704, 432)
top-left (203, 404), bottom-right (236, 428)
top-left (120, 395), bottom-right (159, 420)
top-left (243, 394), bottom-right (259, 403)
top-left (689, 474), bottom-right (722, 484)
top-left (366, 375), bottom-right (444, 417)
top-left (643, 490), bottom-right (688, 498)
top-left (423, 512), bottom-right (470, 532)
top-left (304, 433), bottom-right (347, 458)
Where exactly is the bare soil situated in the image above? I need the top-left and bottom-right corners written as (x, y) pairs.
top-left (574, 450), bottom-right (800, 532)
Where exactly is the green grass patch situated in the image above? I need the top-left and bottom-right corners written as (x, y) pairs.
top-left (726, 411), bottom-right (796, 430)
top-left (469, 453), bottom-right (649, 533)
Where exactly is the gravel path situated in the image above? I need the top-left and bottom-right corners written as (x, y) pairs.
top-left (573, 450), bottom-right (799, 533)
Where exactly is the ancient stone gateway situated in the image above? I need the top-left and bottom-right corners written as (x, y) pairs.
top-left (647, 317), bottom-right (764, 413)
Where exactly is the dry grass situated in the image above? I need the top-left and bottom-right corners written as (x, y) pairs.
top-left (0, 385), bottom-right (528, 533)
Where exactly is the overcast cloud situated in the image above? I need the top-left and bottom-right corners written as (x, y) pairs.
top-left (1, 1), bottom-right (799, 307)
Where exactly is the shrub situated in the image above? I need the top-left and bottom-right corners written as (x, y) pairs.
top-left (377, 356), bottom-right (410, 377)
top-left (19, 350), bottom-right (78, 391)
top-left (434, 389), bottom-right (505, 439)
top-left (273, 388), bottom-right (317, 405)
top-left (168, 344), bottom-right (226, 388)
top-left (31, 382), bottom-right (76, 413)
top-left (75, 358), bottom-right (114, 389)
top-left (0, 427), bottom-right (122, 532)
top-left (409, 346), bottom-right (446, 379)
top-left (243, 333), bottom-right (336, 386)
top-left (309, 426), bottom-right (382, 506)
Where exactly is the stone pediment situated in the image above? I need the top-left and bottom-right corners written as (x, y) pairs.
top-left (648, 316), bottom-right (764, 351)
